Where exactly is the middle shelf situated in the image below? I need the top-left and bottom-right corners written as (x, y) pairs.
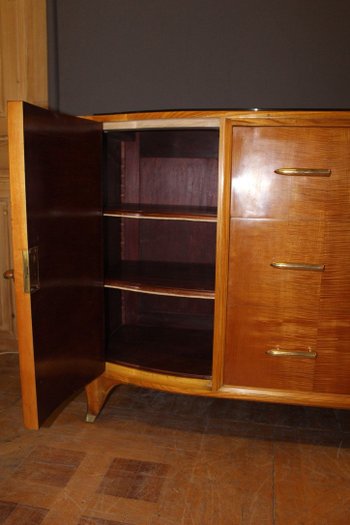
top-left (104, 261), bottom-right (215, 299)
top-left (104, 203), bottom-right (217, 222)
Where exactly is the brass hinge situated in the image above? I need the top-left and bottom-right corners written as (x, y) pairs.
top-left (22, 246), bottom-right (40, 294)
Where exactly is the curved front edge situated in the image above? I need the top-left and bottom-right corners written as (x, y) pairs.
top-left (85, 373), bottom-right (121, 422)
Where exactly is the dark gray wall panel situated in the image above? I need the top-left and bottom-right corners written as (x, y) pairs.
top-left (48, 0), bottom-right (350, 115)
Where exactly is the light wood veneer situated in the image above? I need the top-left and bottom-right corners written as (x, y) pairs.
top-left (8, 107), bottom-right (350, 428)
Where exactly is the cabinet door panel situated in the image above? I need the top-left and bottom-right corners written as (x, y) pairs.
top-left (8, 102), bottom-right (104, 428)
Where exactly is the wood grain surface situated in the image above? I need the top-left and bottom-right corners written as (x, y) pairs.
top-left (8, 102), bottom-right (105, 428)
top-left (224, 125), bottom-right (350, 396)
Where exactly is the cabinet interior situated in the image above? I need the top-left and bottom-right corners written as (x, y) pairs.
top-left (103, 128), bottom-right (219, 378)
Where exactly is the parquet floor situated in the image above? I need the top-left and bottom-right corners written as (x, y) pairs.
top-left (1, 353), bottom-right (350, 524)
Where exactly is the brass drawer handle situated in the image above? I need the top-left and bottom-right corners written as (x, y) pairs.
top-left (275, 168), bottom-right (331, 176)
top-left (271, 262), bottom-right (325, 272)
top-left (266, 348), bottom-right (317, 359)
top-left (3, 269), bottom-right (14, 280)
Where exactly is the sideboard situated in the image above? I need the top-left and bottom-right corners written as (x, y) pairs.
top-left (7, 102), bottom-right (350, 428)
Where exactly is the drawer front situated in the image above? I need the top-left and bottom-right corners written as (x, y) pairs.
top-left (231, 127), bottom-right (350, 220)
top-left (225, 125), bottom-right (350, 394)
top-left (224, 219), bottom-right (323, 391)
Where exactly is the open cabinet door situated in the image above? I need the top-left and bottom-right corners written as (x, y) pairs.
top-left (8, 102), bottom-right (104, 429)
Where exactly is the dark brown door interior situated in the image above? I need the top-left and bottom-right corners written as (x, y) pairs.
top-left (23, 102), bottom-right (104, 424)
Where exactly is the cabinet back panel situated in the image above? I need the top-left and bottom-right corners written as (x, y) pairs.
top-left (104, 129), bottom-right (219, 210)
top-left (105, 290), bottom-right (213, 334)
top-left (138, 221), bottom-right (216, 264)
top-left (139, 157), bottom-right (217, 208)
top-left (137, 294), bottom-right (214, 330)
top-left (104, 218), bottom-right (217, 267)
top-left (104, 288), bottom-right (122, 336)
top-left (139, 130), bottom-right (219, 158)
top-left (103, 217), bottom-right (122, 271)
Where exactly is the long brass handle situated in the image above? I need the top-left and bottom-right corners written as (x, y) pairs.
top-left (3, 269), bottom-right (14, 280)
top-left (271, 262), bottom-right (325, 272)
top-left (266, 348), bottom-right (317, 359)
top-left (275, 168), bottom-right (331, 176)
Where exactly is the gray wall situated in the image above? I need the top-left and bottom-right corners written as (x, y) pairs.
top-left (48, 0), bottom-right (350, 115)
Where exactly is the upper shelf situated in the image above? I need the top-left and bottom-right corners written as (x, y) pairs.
top-left (104, 204), bottom-right (217, 222)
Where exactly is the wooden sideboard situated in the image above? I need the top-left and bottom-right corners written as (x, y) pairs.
top-left (8, 103), bottom-right (350, 429)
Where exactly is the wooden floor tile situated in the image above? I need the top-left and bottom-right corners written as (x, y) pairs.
top-left (274, 440), bottom-right (350, 525)
top-left (0, 502), bottom-right (15, 523)
top-left (97, 457), bottom-right (169, 503)
top-left (12, 445), bottom-right (85, 488)
top-left (0, 501), bottom-right (48, 524)
top-left (189, 437), bottom-right (273, 524)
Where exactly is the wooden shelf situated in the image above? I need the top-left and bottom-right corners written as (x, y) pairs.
top-left (107, 325), bottom-right (213, 379)
top-left (104, 261), bottom-right (215, 299)
top-left (104, 204), bottom-right (217, 222)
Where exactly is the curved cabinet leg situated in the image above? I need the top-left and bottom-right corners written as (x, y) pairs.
top-left (85, 374), bottom-right (121, 423)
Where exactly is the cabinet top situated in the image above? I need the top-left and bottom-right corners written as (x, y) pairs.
top-left (83, 109), bottom-right (350, 129)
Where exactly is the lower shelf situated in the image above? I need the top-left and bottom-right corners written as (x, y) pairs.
top-left (107, 325), bottom-right (213, 379)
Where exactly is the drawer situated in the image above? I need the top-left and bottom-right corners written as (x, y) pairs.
top-left (224, 217), bottom-right (350, 394)
top-left (231, 127), bottom-right (350, 220)
top-left (224, 304), bottom-right (317, 391)
top-left (224, 218), bottom-right (323, 390)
